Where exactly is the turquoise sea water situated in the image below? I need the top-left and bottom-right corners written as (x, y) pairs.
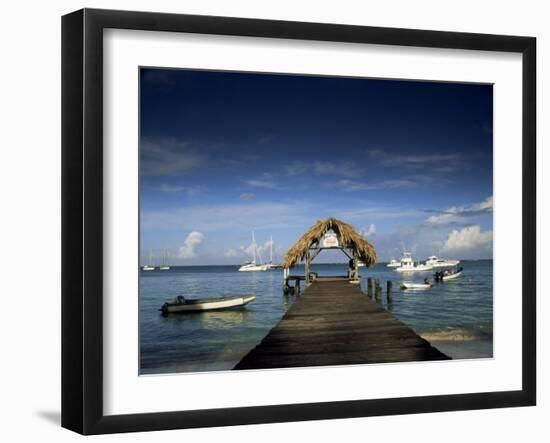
top-left (140, 260), bottom-right (493, 374)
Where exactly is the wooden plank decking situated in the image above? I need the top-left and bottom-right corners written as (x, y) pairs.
top-left (234, 279), bottom-right (449, 370)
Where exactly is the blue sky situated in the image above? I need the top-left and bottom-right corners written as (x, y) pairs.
top-left (140, 68), bottom-right (493, 265)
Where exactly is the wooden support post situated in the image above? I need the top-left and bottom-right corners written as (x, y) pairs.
top-left (352, 250), bottom-right (359, 281)
top-left (305, 252), bottom-right (310, 286)
top-left (367, 277), bottom-right (373, 298)
top-left (387, 280), bottom-right (393, 304)
top-left (375, 279), bottom-right (382, 302)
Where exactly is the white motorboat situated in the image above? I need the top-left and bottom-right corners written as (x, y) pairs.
top-left (161, 294), bottom-right (256, 314)
top-left (238, 231), bottom-right (268, 272)
top-left (395, 252), bottom-right (433, 272)
top-left (425, 255), bottom-right (460, 268)
top-left (400, 282), bottom-right (433, 290)
top-left (387, 259), bottom-right (401, 268)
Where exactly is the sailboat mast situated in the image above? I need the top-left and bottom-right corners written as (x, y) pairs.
top-left (270, 235), bottom-right (273, 264)
top-left (252, 231), bottom-right (257, 263)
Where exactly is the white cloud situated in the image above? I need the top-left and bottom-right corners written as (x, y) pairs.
top-left (368, 149), bottom-right (466, 172)
top-left (178, 231), bottom-right (204, 258)
top-left (141, 202), bottom-right (312, 232)
top-left (154, 184), bottom-right (203, 196)
top-left (224, 248), bottom-right (240, 258)
top-left (426, 196), bottom-right (493, 226)
top-left (245, 179), bottom-right (278, 189)
top-left (285, 162), bottom-right (308, 176)
top-left (141, 138), bottom-right (204, 176)
top-left (244, 173), bottom-right (280, 189)
top-left (471, 195), bottom-right (493, 212)
top-left (239, 193), bottom-right (256, 200)
top-left (258, 238), bottom-right (274, 261)
top-left (441, 225), bottom-right (492, 254)
top-left (285, 161), bottom-right (361, 177)
top-left (330, 178), bottom-right (418, 191)
top-left (338, 206), bottom-right (422, 221)
top-left (240, 242), bottom-right (257, 259)
top-left (239, 238), bottom-right (274, 262)
top-left (361, 224), bottom-right (376, 238)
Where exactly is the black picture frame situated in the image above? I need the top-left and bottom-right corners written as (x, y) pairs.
top-left (62, 8), bottom-right (536, 435)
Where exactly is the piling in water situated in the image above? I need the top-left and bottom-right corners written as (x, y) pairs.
top-left (375, 279), bottom-right (382, 302)
top-left (387, 280), bottom-right (393, 304)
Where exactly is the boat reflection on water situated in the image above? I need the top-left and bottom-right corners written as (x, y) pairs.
top-left (161, 307), bottom-right (255, 330)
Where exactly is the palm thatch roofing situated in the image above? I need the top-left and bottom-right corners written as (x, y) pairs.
top-left (283, 217), bottom-right (377, 269)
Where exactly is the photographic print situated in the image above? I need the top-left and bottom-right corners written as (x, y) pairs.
top-left (139, 68), bottom-right (493, 375)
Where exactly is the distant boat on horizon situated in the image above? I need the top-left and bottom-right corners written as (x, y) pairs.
top-left (142, 249), bottom-right (155, 271)
top-left (238, 232), bottom-right (269, 272)
top-left (265, 235), bottom-right (283, 270)
top-left (159, 249), bottom-right (170, 271)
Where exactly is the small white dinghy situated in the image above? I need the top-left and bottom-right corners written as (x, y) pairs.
top-left (400, 282), bottom-right (433, 290)
top-left (434, 267), bottom-right (463, 282)
top-left (442, 270), bottom-right (462, 281)
top-left (161, 294), bottom-right (256, 314)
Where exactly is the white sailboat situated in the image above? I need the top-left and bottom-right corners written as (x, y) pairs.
top-left (159, 249), bottom-right (170, 271)
top-left (395, 252), bottom-right (433, 272)
top-left (265, 235), bottom-right (283, 269)
top-left (238, 232), bottom-right (269, 272)
top-left (142, 250), bottom-right (155, 271)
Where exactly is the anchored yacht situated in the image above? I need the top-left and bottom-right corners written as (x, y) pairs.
top-left (425, 255), bottom-right (460, 268)
top-left (395, 252), bottom-right (433, 272)
top-left (238, 232), bottom-right (269, 272)
top-left (159, 249), bottom-right (171, 270)
top-left (387, 258), bottom-right (401, 268)
top-left (142, 249), bottom-right (155, 271)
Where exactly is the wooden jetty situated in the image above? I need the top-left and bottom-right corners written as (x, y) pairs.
top-left (235, 278), bottom-right (449, 370)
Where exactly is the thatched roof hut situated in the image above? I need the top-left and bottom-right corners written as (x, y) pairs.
top-left (283, 217), bottom-right (377, 269)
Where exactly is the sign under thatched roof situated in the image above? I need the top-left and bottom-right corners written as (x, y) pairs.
top-left (283, 217), bottom-right (377, 269)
